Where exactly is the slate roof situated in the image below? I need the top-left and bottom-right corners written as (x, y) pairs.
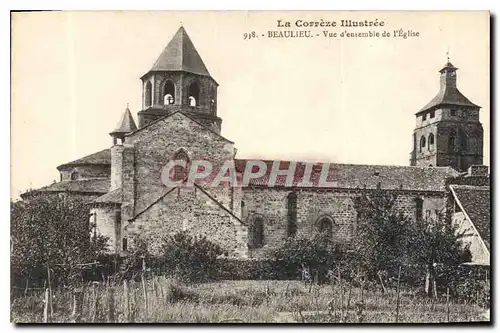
top-left (57, 149), bottom-right (111, 170)
top-left (21, 178), bottom-right (110, 198)
top-left (234, 160), bottom-right (459, 192)
top-left (94, 188), bottom-right (122, 204)
top-left (144, 26), bottom-right (212, 78)
top-left (110, 107), bottom-right (137, 135)
top-left (451, 185), bottom-right (490, 251)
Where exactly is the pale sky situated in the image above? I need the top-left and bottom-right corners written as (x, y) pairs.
top-left (11, 11), bottom-right (490, 198)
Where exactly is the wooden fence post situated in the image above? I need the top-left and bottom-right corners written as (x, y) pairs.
top-left (107, 287), bottom-right (115, 323)
top-left (446, 287), bottom-right (450, 322)
top-left (395, 266), bottom-right (402, 323)
top-left (124, 280), bottom-right (131, 322)
top-left (72, 289), bottom-right (84, 323)
top-left (43, 288), bottom-right (50, 323)
top-left (46, 265), bottom-right (53, 317)
top-left (142, 258), bottom-right (148, 320)
top-left (92, 284), bottom-right (99, 322)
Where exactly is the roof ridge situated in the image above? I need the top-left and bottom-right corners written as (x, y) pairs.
top-left (126, 110), bottom-right (234, 144)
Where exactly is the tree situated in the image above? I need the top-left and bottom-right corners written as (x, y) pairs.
top-left (410, 212), bottom-right (471, 297)
top-left (11, 194), bottom-right (109, 288)
top-left (352, 189), bottom-right (414, 288)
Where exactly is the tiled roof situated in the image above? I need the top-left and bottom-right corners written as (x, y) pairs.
top-left (94, 188), bottom-right (122, 204)
top-left (57, 149), bottom-right (111, 170)
top-left (110, 107), bottom-right (137, 135)
top-left (234, 159), bottom-right (459, 192)
top-left (21, 178), bottom-right (110, 198)
top-left (144, 26), bottom-right (211, 77)
top-left (419, 86), bottom-right (480, 113)
top-left (451, 185), bottom-right (490, 251)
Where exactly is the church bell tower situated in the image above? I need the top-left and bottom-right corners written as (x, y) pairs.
top-left (138, 26), bottom-right (222, 133)
top-left (409, 60), bottom-right (483, 172)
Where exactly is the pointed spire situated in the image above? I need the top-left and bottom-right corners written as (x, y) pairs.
top-left (145, 26), bottom-right (211, 77)
top-left (110, 105), bottom-right (138, 135)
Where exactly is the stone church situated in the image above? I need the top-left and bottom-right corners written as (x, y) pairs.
top-left (23, 27), bottom-right (490, 262)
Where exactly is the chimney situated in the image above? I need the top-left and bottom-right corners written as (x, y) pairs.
top-left (467, 165), bottom-right (489, 177)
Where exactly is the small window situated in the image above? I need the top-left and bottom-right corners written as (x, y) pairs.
top-left (415, 198), bottom-right (423, 221)
top-left (287, 192), bottom-right (298, 238)
top-left (172, 149), bottom-right (190, 181)
top-left (450, 109), bottom-right (457, 116)
top-left (317, 216), bottom-right (333, 235)
top-left (71, 172), bottom-right (80, 181)
top-left (420, 136), bottom-right (426, 151)
top-left (249, 217), bottom-right (264, 248)
top-left (145, 81), bottom-right (152, 107)
top-left (122, 238), bottom-right (128, 251)
top-left (422, 113), bottom-right (427, 121)
top-left (430, 111), bottom-right (435, 118)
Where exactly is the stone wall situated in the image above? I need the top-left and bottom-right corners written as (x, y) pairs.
top-left (59, 165), bottom-right (110, 182)
top-left (92, 204), bottom-right (120, 251)
top-left (452, 211), bottom-right (489, 264)
top-left (126, 186), bottom-right (248, 257)
top-left (241, 187), bottom-right (446, 257)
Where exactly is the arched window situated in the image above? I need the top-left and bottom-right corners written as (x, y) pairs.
top-left (420, 136), bottom-right (426, 151)
top-left (145, 81), bottom-right (152, 107)
top-left (449, 129), bottom-right (457, 152)
top-left (317, 216), bottom-right (333, 235)
top-left (459, 130), bottom-right (468, 152)
top-left (172, 149), bottom-right (190, 182)
top-left (249, 216), bottom-right (264, 248)
top-left (163, 80), bottom-right (175, 105)
top-left (428, 133), bottom-right (435, 150)
top-left (188, 82), bottom-right (200, 106)
top-left (287, 192), bottom-right (297, 237)
top-left (70, 172), bottom-right (80, 181)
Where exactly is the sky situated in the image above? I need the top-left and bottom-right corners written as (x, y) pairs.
top-left (10, 11), bottom-right (490, 198)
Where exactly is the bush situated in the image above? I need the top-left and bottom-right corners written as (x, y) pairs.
top-left (157, 231), bottom-right (223, 283)
top-left (270, 233), bottom-right (348, 282)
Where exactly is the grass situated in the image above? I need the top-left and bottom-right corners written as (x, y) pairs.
top-left (11, 277), bottom-right (489, 323)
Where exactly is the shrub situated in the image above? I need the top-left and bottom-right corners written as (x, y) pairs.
top-left (270, 233), bottom-right (347, 282)
top-left (157, 231), bottom-right (223, 283)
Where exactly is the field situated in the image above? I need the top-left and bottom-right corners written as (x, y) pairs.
top-left (11, 277), bottom-right (489, 323)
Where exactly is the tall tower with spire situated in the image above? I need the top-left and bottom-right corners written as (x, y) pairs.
top-left (137, 26), bottom-right (222, 133)
top-left (410, 60), bottom-right (483, 172)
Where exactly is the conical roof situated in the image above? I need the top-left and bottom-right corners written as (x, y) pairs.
top-left (110, 107), bottom-right (138, 135)
top-left (145, 26), bottom-right (211, 77)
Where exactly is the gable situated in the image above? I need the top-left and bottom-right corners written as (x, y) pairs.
top-left (451, 185), bottom-right (490, 251)
top-left (124, 112), bottom-right (235, 214)
top-left (127, 185), bottom-right (244, 255)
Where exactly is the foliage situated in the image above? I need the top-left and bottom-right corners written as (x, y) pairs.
top-left (352, 189), bottom-right (414, 278)
top-left (156, 230), bottom-right (223, 283)
top-left (352, 189), bottom-right (472, 295)
top-left (270, 233), bottom-right (348, 281)
top-left (10, 195), bottom-right (109, 288)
